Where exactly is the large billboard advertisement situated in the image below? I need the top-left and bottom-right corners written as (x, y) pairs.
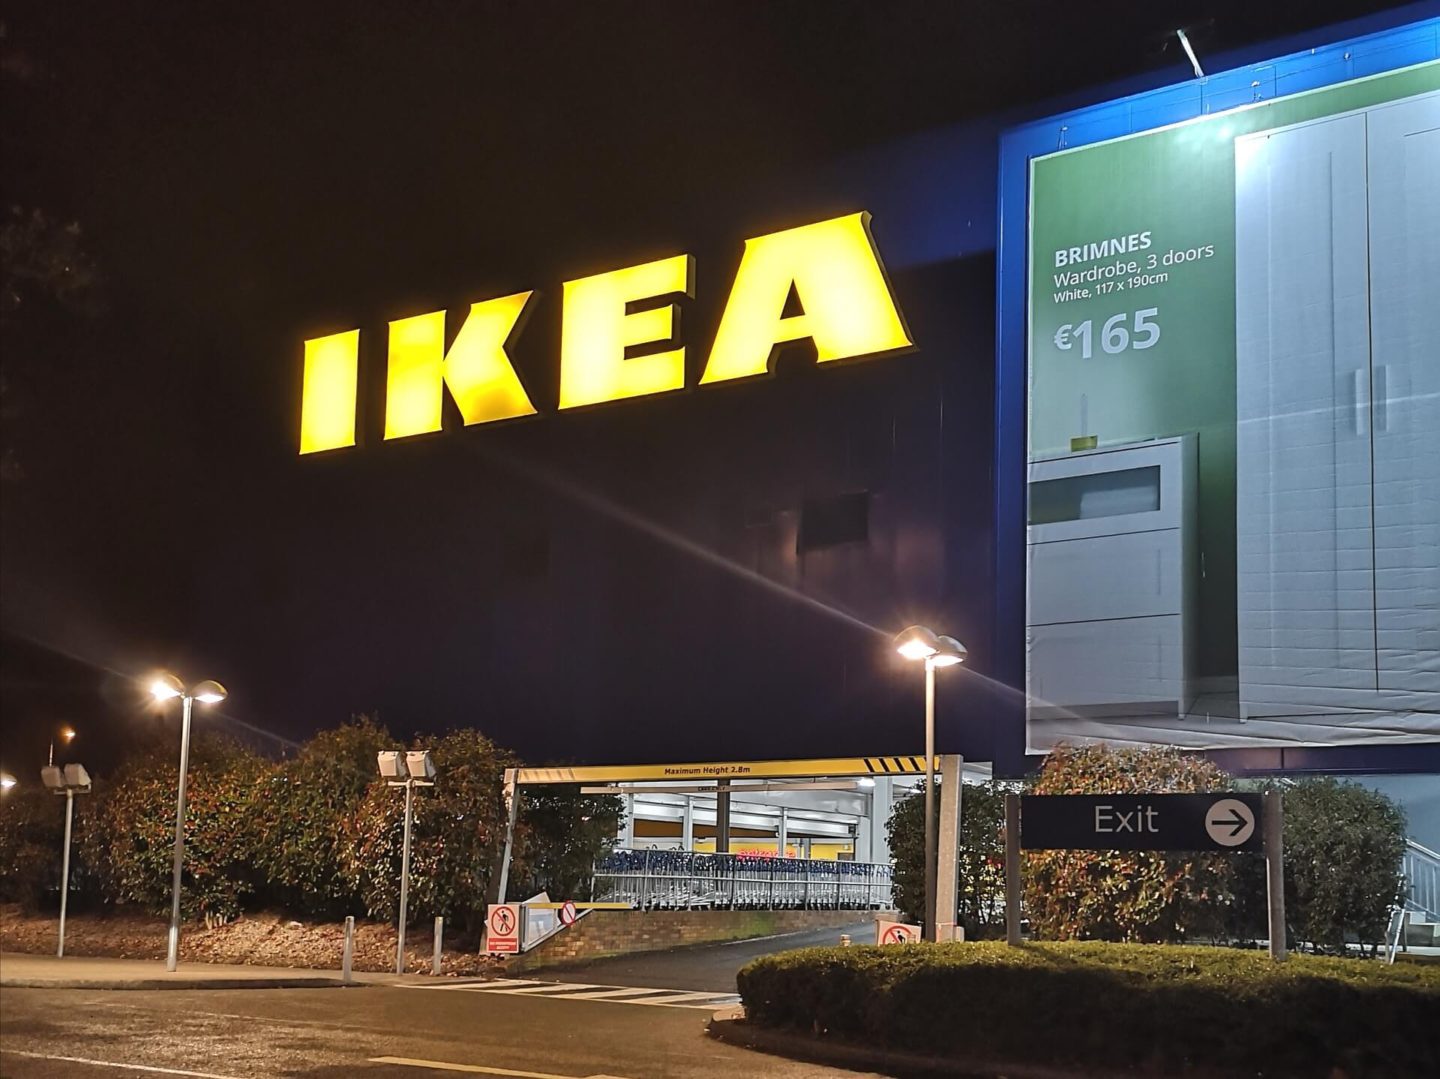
top-left (1025, 62), bottom-right (1440, 752)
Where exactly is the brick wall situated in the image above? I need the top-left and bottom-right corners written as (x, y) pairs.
top-left (509, 908), bottom-right (881, 971)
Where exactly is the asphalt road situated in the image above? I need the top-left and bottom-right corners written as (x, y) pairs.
top-left (542, 920), bottom-right (874, 993)
top-left (0, 925), bottom-right (885, 1079)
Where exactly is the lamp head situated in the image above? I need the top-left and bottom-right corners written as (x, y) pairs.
top-left (0, 773), bottom-right (16, 793)
top-left (150, 674), bottom-right (184, 702)
top-left (192, 680), bottom-right (228, 704)
top-left (894, 625), bottom-right (940, 661)
top-left (60, 726), bottom-right (76, 743)
top-left (929, 635), bottom-right (968, 668)
top-left (377, 751), bottom-right (406, 779)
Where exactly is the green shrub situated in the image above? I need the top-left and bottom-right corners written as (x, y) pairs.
top-left (0, 787), bottom-right (64, 910)
top-left (1024, 745), bottom-right (1235, 942)
top-left (251, 715), bottom-right (392, 917)
top-left (885, 781), bottom-right (1008, 937)
top-left (738, 941), bottom-right (1440, 1077)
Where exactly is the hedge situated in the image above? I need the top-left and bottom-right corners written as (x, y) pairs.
top-left (737, 941), bottom-right (1440, 1078)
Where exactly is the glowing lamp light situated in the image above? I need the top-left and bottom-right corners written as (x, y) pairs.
top-left (0, 773), bottom-right (16, 792)
top-left (150, 674), bottom-right (184, 701)
top-left (192, 680), bottom-right (228, 704)
top-left (894, 625), bottom-right (941, 661)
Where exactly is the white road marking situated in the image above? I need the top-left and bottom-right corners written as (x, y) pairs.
top-left (370, 1058), bottom-right (630, 1079)
top-left (0, 1049), bottom-right (245, 1079)
top-left (392, 978), bottom-right (739, 1010)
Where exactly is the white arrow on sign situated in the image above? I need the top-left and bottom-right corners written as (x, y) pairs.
top-left (1205, 798), bottom-right (1256, 847)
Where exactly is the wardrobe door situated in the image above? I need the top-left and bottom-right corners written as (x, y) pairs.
top-left (1367, 92), bottom-right (1440, 707)
top-left (1235, 113), bottom-right (1376, 716)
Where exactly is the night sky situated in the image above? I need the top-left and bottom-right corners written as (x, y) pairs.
top-left (1, 0), bottom-right (1417, 778)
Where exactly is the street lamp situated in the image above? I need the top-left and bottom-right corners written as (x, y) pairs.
top-left (378, 749), bottom-right (437, 974)
top-left (150, 673), bottom-right (228, 972)
top-left (893, 625), bottom-right (966, 942)
top-left (0, 773), bottom-right (15, 793)
top-left (47, 726), bottom-right (76, 768)
top-left (41, 763), bottom-right (92, 957)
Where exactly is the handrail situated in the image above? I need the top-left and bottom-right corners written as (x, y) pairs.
top-left (1400, 839), bottom-right (1439, 921)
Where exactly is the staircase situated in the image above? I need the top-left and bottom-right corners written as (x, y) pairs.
top-left (1390, 840), bottom-right (1440, 957)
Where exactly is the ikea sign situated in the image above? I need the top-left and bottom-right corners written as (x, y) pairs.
top-left (298, 213), bottom-right (912, 454)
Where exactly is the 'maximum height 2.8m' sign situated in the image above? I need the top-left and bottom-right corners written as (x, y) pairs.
top-left (298, 212), bottom-right (912, 454)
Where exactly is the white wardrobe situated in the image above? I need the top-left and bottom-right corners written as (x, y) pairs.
top-left (1234, 90), bottom-right (1440, 726)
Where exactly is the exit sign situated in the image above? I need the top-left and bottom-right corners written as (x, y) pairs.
top-left (1019, 793), bottom-right (1264, 853)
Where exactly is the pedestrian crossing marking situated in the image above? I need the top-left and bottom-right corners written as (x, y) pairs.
top-left (393, 977), bottom-right (740, 1010)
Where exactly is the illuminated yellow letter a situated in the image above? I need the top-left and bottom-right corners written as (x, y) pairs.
top-left (384, 292), bottom-right (536, 441)
top-left (700, 212), bottom-right (911, 385)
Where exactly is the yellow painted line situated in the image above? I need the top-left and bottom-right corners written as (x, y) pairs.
top-left (369, 1058), bottom-right (630, 1079)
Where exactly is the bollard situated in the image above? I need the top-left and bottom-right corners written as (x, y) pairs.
top-left (840, 934), bottom-right (851, 947)
top-left (342, 916), bottom-right (354, 984)
top-left (433, 916), bottom-right (444, 975)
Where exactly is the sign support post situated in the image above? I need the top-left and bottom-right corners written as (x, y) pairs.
top-left (1004, 793), bottom-right (1022, 946)
top-left (1264, 790), bottom-right (1286, 962)
top-left (497, 769), bottom-right (520, 904)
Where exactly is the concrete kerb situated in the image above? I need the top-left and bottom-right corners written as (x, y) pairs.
top-left (705, 1011), bottom-right (1134, 1079)
top-left (0, 952), bottom-right (403, 991)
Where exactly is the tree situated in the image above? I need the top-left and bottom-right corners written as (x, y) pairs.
top-left (1023, 744), bottom-right (1235, 943)
top-left (511, 785), bottom-right (625, 902)
top-left (250, 715), bottom-right (392, 917)
top-left (1282, 778), bottom-right (1406, 953)
top-left (885, 781), bottom-right (1009, 937)
top-left (0, 786), bottom-right (63, 909)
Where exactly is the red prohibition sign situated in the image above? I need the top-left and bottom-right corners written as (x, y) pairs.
top-left (490, 906), bottom-right (516, 936)
top-left (881, 924), bottom-right (913, 944)
top-left (559, 901), bottom-right (578, 926)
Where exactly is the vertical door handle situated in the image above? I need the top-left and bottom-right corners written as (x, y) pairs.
top-left (1374, 364), bottom-right (1389, 433)
top-left (1353, 369), bottom-right (1368, 436)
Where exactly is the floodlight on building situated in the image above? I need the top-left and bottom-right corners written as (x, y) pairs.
top-left (148, 672), bottom-right (230, 972)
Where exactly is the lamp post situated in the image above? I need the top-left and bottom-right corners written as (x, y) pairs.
top-left (40, 762), bottom-right (92, 957)
top-left (893, 626), bottom-right (966, 942)
top-left (48, 726), bottom-right (76, 769)
top-left (378, 750), bottom-right (437, 974)
top-left (150, 674), bottom-right (228, 972)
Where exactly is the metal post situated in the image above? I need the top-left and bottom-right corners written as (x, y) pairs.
top-left (1264, 790), bottom-right (1287, 962)
top-left (433, 916), bottom-right (444, 975)
top-left (57, 789), bottom-right (75, 958)
top-left (1005, 793), bottom-right (1022, 947)
top-left (497, 770), bottom-right (520, 903)
top-left (923, 659), bottom-right (937, 941)
top-left (342, 916), bottom-right (354, 983)
top-left (778, 807), bottom-right (788, 857)
top-left (715, 780), bottom-right (731, 854)
top-left (396, 777), bottom-right (414, 975)
top-left (936, 754), bottom-right (963, 942)
top-left (681, 796), bottom-right (694, 851)
top-left (166, 694), bottom-right (194, 972)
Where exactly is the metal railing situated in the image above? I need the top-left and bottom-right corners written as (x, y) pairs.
top-left (1401, 839), bottom-right (1440, 920)
top-left (592, 848), bottom-right (894, 911)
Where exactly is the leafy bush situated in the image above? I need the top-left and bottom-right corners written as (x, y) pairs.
top-left (738, 941), bottom-right (1440, 1078)
top-left (1024, 744), bottom-right (1235, 942)
top-left (0, 788), bottom-right (64, 910)
top-left (339, 728), bottom-right (516, 931)
top-left (885, 781), bottom-right (1007, 937)
top-left (511, 785), bottom-right (624, 903)
top-left (251, 715), bottom-right (392, 917)
top-left (82, 736), bottom-right (267, 921)
top-left (1225, 778), bottom-right (1407, 953)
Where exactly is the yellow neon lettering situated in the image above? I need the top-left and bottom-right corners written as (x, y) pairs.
top-left (383, 292), bottom-right (535, 441)
top-left (299, 329), bottom-right (360, 454)
top-left (700, 212), bottom-right (911, 385)
top-left (558, 254), bottom-right (694, 410)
